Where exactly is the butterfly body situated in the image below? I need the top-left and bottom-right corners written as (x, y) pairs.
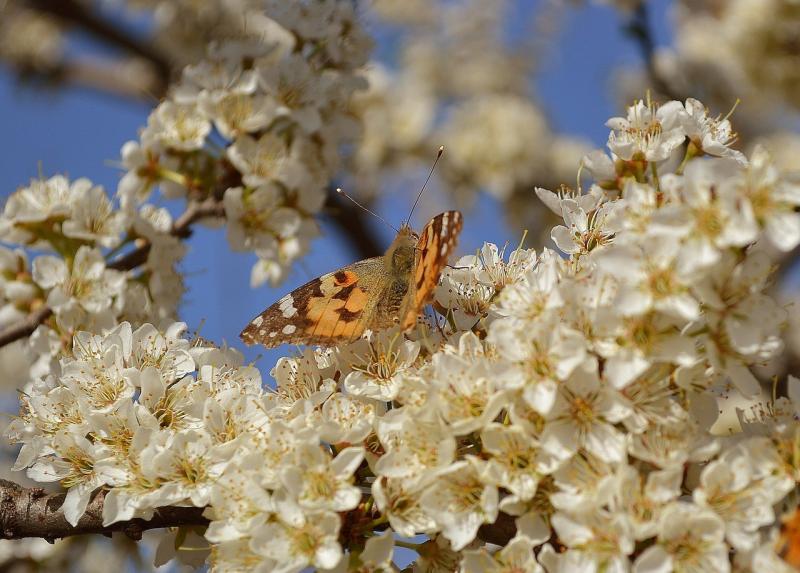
top-left (240, 211), bottom-right (463, 348)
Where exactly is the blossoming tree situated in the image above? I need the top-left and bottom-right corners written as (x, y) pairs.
top-left (0, 1), bottom-right (799, 572)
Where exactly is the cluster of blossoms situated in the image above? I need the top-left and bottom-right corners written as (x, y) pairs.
top-left (121, 0), bottom-right (370, 287)
top-left (7, 96), bottom-right (800, 572)
top-left (0, 174), bottom-right (186, 377)
top-left (0, 1), bottom-right (371, 389)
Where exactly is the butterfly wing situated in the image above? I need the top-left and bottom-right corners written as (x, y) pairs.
top-left (400, 210), bottom-right (463, 329)
top-left (240, 257), bottom-right (386, 348)
top-left (778, 506), bottom-right (800, 569)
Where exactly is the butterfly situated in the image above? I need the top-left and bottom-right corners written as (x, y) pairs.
top-left (777, 506), bottom-right (800, 569)
top-left (240, 210), bottom-right (463, 348)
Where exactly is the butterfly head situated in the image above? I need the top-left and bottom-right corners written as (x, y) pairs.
top-left (385, 224), bottom-right (418, 278)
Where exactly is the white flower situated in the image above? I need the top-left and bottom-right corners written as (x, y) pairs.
top-left (655, 158), bottom-right (758, 273)
top-left (462, 532), bottom-right (543, 573)
top-left (551, 510), bottom-right (634, 573)
top-left (681, 98), bottom-right (746, 164)
top-left (694, 438), bottom-right (793, 551)
top-left (429, 348), bottom-right (508, 435)
top-left (28, 431), bottom-right (122, 526)
top-left (280, 444), bottom-right (364, 512)
top-left (633, 502), bottom-right (730, 573)
top-left (606, 99), bottom-right (686, 162)
top-left (319, 392), bottom-right (376, 445)
top-left (227, 132), bottom-right (296, 188)
top-left (141, 101), bottom-right (211, 152)
top-left (595, 240), bottom-right (701, 321)
top-left (550, 198), bottom-right (620, 259)
top-left (372, 476), bottom-right (437, 537)
top-left (541, 359), bottom-right (629, 462)
top-left (421, 458), bottom-right (499, 550)
top-left (375, 407), bottom-right (456, 483)
top-left (488, 316), bottom-right (586, 415)
top-left (741, 144), bottom-right (800, 251)
top-left (61, 179), bottom-right (126, 248)
top-left (249, 511), bottom-right (343, 573)
top-left (259, 54), bottom-right (323, 133)
top-left (549, 452), bottom-right (618, 514)
top-left (223, 185), bottom-right (299, 252)
top-left (32, 246), bottom-right (124, 317)
top-left (143, 430), bottom-right (226, 507)
top-left (478, 424), bottom-right (552, 505)
top-left (341, 331), bottom-right (420, 401)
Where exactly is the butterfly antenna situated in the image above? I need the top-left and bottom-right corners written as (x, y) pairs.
top-left (336, 188), bottom-right (399, 234)
top-left (406, 145), bottom-right (444, 226)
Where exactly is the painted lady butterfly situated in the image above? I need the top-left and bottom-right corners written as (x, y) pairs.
top-left (240, 210), bottom-right (463, 348)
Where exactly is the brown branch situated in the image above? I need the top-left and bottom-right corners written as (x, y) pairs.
top-left (0, 198), bottom-right (225, 349)
top-left (0, 306), bottom-right (53, 349)
top-left (22, 0), bottom-right (171, 93)
top-left (108, 197), bottom-right (225, 272)
top-left (624, 3), bottom-right (682, 102)
top-left (324, 195), bottom-right (384, 260)
top-left (0, 479), bottom-right (207, 541)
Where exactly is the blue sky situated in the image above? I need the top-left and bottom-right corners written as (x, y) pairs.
top-left (0, 0), bottom-right (672, 371)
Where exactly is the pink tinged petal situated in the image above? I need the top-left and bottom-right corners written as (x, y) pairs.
top-left (633, 546), bottom-right (673, 573)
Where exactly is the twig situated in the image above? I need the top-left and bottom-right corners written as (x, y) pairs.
top-left (324, 194), bottom-right (385, 260)
top-left (22, 0), bottom-right (171, 92)
top-left (0, 479), bottom-right (207, 541)
top-left (624, 3), bottom-right (681, 102)
top-left (0, 306), bottom-right (53, 349)
top-left (0, 198), bottom-right (225, 349)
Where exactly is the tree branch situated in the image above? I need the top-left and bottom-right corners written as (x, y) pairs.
top-left (0, 479), bottom-right (207, 541)
top-left (324, 195), bottom-right (385, 261)
top-left (624, 3), bottom-right (682, 102)
top-left (0, 197), bottom-right (225, 349)
top-left (22, 0), bottom-right (171, 94)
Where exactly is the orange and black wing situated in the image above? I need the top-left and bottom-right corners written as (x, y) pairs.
top-left (401, 210), bottom-right (463, 329)
top-left (240, 258), bottom-right (384, 348)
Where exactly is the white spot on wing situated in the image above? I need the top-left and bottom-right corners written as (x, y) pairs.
top-left (278, 294), bottom-right (298, 318)
top-left (252, 316), bottom-right (263, 327)
top-left (282, 324), bottom-right (297, 335)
